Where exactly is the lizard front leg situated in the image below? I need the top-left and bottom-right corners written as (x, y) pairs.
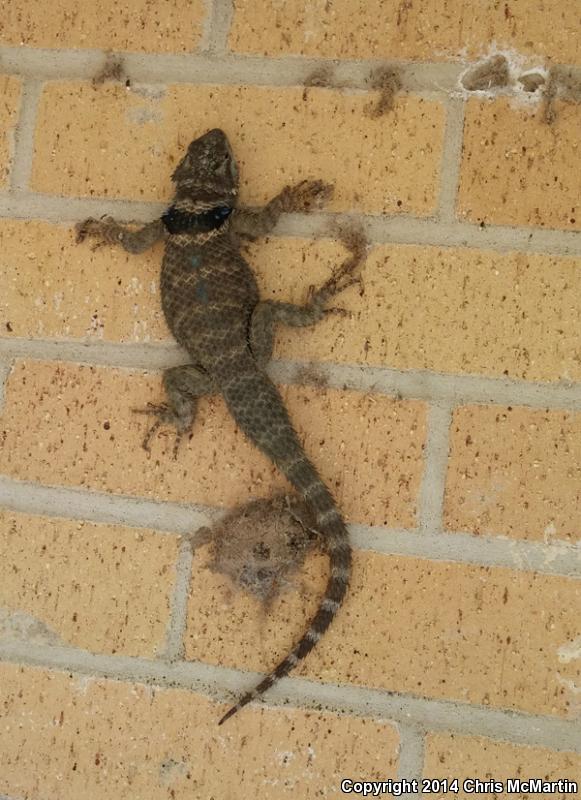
top-left (76, 218), bottom-right (166, 254)
top-left (232, 179), bottom-right (333, 239)
top-left (134, 364), bottom-right (214, 457)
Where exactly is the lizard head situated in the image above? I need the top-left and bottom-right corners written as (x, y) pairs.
top-left (172, 129), bottom-right (239, 199)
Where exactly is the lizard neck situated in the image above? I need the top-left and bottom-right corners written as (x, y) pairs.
top-left (161, 204), bottom-right (233, 235)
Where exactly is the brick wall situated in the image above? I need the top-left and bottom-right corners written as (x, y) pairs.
top-left (0, 1), bottom-right (580, 797)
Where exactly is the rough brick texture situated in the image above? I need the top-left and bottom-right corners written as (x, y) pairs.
top-left (0, 76), bottom-right (21, 189)
top-left (0, 0), bottom-right (206, 53)
top-left (0, 509), bottom-right (178, 657)
top-left (186, 548), bottom-right (580, 717)
top-left (0, 663), bottom-right (399, 800)
top-left (229, 0), bottom-right (581, 64)
top-left (31, 82), bottom-right (445, 215)
top-left (424, 734), bottom-right (581, 792)
top-left (445, 405), bottom-right (581, 544)
top-left (253, 239), bottom-right (581, 382)
top-left (459, 98), bottom-right (580, 231)
top-left (0, 360), bottom-right (426, 528)
top-left (0, 220), bottom-right (166, 342)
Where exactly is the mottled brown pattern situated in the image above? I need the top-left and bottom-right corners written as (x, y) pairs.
top-left (76, 129), bottom-right (366, 723)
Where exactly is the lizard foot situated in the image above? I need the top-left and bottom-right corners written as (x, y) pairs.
top-left (283, 179), bottom-right (334, 213)
top-left (312, 222), bottom-right (368, 304)
top-left (323, 305), bottom-right (351, 318)
top-left (309, 254), bottom-right (363, 309)
top-left (75, 216), bottom-right (115, 245)
top-left (132, 403), bottom-right (189, 459)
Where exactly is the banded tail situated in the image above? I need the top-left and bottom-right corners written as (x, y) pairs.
top-left (217, 361), bottom-right (352, 725)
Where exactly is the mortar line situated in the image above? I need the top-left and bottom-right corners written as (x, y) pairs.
top-left (272, 360), bottom-right (581, 411)
top-left (7, 78), bottom-right (42, 193)
top-left (0, 361), bottom-right (9, 412)
top-left (350, 526), bottom-right (581, 579)
top-left (161, 535), bottom-right (195, 661)
top-left (417, 403), bottom-right (452, 535)
top-left (1, 340), bottom-right (581, 410)
top-left (0, 45), bottom-right (471, 92)
top-left (200, 0), bottom-right (235, 55)
top-left (0, 476), bottom-right (215, 534)
top-left (397, 725), bottom-right (426, 786)
top-left (2, 45), bottom-right (580, 95)
top-left (0, 643), bottom-right (579, 753)
top-left (437, 96), bottom-right (466, 223)
top-left (1, 478), bottom-right (579, 577)
top-left (0, 192), bottom-right (580, 256)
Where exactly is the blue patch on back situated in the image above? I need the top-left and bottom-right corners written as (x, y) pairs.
top-left (195, 280), bottom-right (209, 304)
top-left (190, 254), bottom-right (201, 269)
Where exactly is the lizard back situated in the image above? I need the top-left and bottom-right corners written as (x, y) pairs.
top-left (160, 129), bottom-right (353, 724)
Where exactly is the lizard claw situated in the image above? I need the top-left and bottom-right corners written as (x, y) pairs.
top-left (132, 403), bottom-right (188, 458)
top-left (312, 261), bottom-right (363, 307)
top-left (75, 216), bottom-right (114, 244)
top-left (285, 179), bottom-right (334, 213)
top-left (319, 222), bottom-right (368, 301)
top-left (323, 305), bottom-right (351, 318)
top-left (75, 218), bottom-right (96, 243)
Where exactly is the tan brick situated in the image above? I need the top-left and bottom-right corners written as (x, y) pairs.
top-left (0, 510), bottom-right (178, 657)
top-left (0, 663), bottom-right (399, 800)
top-left (252, 239), bottom-right (581, 383)
top-left (32, 82), bottom-right (445, 215)
top-left (424, 734), bottom-right (581, 797)
top-left (6, 223), bottom-right (581, 386)
top-left (0, 0), bottom-right (205, 53)
top-left (445, 405), bottom-right (581, 544)
top-left (459, 98), bottom-right (580, 231)
top-left (0, 360), bottom-right (425, 528)
top-left (186, 548), bottom-right (581, 717)
top-left (0, 220), bottom-right (168, 342)
top-left (229, 0), bottom-right (581, 64)
top-left (0, 76), bottom-right (21, 189)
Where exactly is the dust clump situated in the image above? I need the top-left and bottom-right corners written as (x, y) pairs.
top-left (461, 54), bottom-right (510, 91)
top-left (294, 363), bottom-right (329, 388)
top-left (194, 494), bottom-right (321, 606)
top-left (543, 66), bottom-right (581, 124)
top-left (303, 65), bottom-right (335, 101)
top-left (92, 52), bottom-right (127, 87)
top-left (518, 71), bottom-right (545, 93)
top-left (304, 64), bottom-right (335, 88)
top-left (365, 66), bottom-right (402, 117)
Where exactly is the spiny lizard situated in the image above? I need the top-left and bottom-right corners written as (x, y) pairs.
top-left (76, 129), bottom-right (366, 724)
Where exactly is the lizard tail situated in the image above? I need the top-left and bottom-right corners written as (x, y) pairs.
top-left (216, 363), bottom-right (351, 725)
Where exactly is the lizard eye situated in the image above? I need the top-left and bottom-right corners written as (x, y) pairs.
top-left (213, 153), bottom-right (231, 174)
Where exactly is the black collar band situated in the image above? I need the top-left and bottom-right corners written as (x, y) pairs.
top-left (162, 205), bottom-right (233, 235)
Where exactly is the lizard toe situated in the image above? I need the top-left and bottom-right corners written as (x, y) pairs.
top-left (75, 218), bottom-right (97, 243)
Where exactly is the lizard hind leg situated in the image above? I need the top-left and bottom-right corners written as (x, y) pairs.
top-left (248, 223), bottom-right (367, 368)
top-left (250, 300), bottom-right (326, 368)
top-left (133, 364), bottom-right (213, 457)
top-left (248, 245), bottom-right (364, 367)
top-left (310, 223), bottom-right (367, 309)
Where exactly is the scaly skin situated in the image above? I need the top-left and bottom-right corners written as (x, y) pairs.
top-left (76, 129), bottom-right (366, 724)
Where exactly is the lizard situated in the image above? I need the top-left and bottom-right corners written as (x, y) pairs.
top-left (76, 128), bottom-right (366, 724)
